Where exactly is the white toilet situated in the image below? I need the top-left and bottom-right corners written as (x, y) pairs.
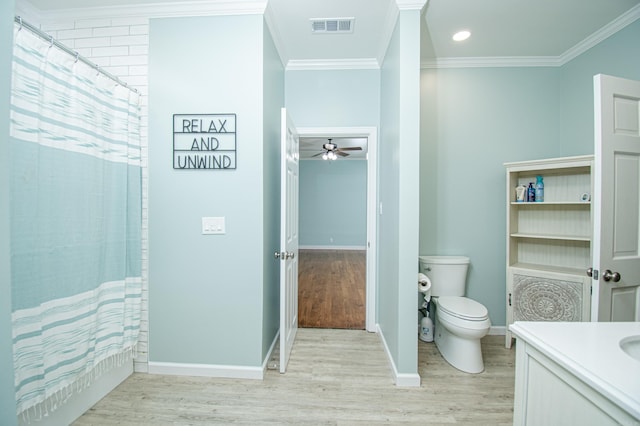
top-left (419, 255), bottom-right (491, 374)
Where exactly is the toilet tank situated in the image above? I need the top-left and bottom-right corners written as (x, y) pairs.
top-left (418, 255), bottom-right (469, 297)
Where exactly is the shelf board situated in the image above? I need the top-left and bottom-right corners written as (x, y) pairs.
top-left (510, 233), bottom-right (591, 242)
top-left (509, 262), bottom-right (588, 277)
top-left (510, 201), bottom-right (591, 206)
top-left (504, 155), bottom-right (593, 171)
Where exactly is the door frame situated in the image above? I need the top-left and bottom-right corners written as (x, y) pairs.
top-left (296, 126), bottom-right (378, 332)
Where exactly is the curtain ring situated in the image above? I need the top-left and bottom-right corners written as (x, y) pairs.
top-left (49, 35), bottom-right (54, 48)
top-left (18, 16), bottom-right (23, 31)
top-left (74, 52), bottom-right (79, 63)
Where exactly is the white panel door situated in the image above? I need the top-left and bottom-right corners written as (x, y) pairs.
top-left (279, 108), bottom-right (299, 373)
top-left (592, 74), bottom-right (640, 321)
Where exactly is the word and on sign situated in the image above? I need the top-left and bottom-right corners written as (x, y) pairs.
top-left (173, 113), bottom-right (236, 169)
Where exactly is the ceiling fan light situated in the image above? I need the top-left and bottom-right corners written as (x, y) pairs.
top-left (322, 152), bottom-right (328, 160)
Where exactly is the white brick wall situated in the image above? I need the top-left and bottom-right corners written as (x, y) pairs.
top-left (41, 17), bottom-right (151, 373)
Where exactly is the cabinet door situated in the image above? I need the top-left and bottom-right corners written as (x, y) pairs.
top-left (509, 268), bottom-right (591, 323)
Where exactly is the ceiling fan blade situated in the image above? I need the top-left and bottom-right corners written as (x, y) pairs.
top-left (338, 147), bottom-right (362, 151)
top-left (336, 151), bottom-right (349, 157)
top-left (311, 152), bottom-right (324, 157)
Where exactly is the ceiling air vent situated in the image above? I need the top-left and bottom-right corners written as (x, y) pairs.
top-left (310, 17), bottom-right (354, 34)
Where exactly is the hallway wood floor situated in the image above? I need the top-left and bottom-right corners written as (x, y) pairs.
top-left (74, 330), bottom-right (516, 425)
top-left (298, 249), bottom-right (365, 330)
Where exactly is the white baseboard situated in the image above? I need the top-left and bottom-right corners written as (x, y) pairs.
top-left (19, 359), bottom-right (133, 426)
top-left (299, 245), bottom-right (366, 250)
top-left (262, 331), bottom-right (279, 371)
top-left (134, 360), bottom-right (149, 373)
top-left (376, 324), bottom-right (421, 387)
top-left (489, 326), bottom-right (506, 336)
top-left (148, 361), bottom-right (263, 380)
top-left (148, 332), bottom-right (279, 380)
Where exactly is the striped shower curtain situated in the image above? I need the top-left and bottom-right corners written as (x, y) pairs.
top-left (9, 23), bottom-right (142, 419)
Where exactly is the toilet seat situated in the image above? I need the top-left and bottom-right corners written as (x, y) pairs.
top-left (437, 296), bottom-right (489, 321)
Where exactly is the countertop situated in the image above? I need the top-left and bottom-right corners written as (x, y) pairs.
top-left (509, 321), bottom-right (640, 420)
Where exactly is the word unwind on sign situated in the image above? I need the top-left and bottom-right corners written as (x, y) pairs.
top-left (173, 114), bottom-right (237, 169)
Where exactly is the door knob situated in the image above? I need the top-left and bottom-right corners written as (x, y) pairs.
top-left (602, 269), bottom-right (621, 282)
top-left (586, 267), bottom-right (593, 277)
top-left (275, 251), bottom-right (296, 260)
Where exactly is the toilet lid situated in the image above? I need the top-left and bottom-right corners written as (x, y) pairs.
top-left (438, 296), bottom-right (488, 321)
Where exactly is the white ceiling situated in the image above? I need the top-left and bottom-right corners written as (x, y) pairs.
top-left (21, 0), bottom-right (640, 66)
top-left (422, 0), bottom-right (640, 61)
top-left (19, 0), bottom-right (640, 158)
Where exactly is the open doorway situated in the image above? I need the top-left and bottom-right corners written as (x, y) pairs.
top-left (297, 138), bottom-right (367, 329)
top-left (296, 127), bottom-right (377, 332)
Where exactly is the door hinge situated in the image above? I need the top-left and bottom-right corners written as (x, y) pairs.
top-left (508, 293), bottom-right (512, 306)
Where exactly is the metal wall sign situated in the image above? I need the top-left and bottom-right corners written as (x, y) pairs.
top-left (173, 113), bottom-right (236, 169)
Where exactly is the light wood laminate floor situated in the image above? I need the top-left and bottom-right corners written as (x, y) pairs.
top-left (75, 329), bottom-right (515, 425)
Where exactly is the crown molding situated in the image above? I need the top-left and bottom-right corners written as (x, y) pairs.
top-left (559, 2), bottom-right (640, 66)
top-left (286, 58), bottom-right (380, 71)
top-left (421, 56), bottom-right (562, 69)
top-left (395, 0), bottom-right (428, 11)
top-left (26, 0), bottom-right (268, 22)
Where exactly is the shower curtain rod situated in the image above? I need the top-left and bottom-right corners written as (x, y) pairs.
top-left (14, 15), bottom-right (138, 94)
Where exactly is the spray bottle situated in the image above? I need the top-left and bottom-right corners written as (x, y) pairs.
top-left (535, 175), bottom-right (544, 202)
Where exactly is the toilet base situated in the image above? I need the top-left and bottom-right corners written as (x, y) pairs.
top-left (434, 321), bottom-right (485, 374)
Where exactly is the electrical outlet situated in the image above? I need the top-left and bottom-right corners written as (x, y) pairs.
top-left (202, 217), bottom-right (225, 234)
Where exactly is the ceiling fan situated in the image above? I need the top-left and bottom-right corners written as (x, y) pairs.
top-left (312, 138), bottom-right (362, 160)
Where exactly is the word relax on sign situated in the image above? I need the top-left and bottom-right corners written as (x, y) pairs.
top-left (173, 113), bottom-right (237, 169)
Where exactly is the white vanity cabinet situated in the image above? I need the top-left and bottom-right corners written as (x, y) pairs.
top-left (504, 156), bottom-right (594, 348)
top-left (510, 322), bottom-right (640, 426)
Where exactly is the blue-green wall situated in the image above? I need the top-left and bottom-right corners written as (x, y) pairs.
top-left (299, 159), bottom-right (367, 247)
top-left (148, 14), bottom-right (281, 367)
top-left (419, 19), bottom-right (640, 327)
top-left (559, 19), bottom-right (640, 155)
top-left (285, 69), bottom-right (380, 127)
top-left (420, 67), bottom-right (561, 326)
top-left (379, 9), bottom-right (421, 379)
top-left (1, 2), bottom-right (17, 424)
top-left (379, 19), bottom-right (401, 372)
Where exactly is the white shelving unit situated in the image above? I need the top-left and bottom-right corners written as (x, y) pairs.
top-left (504, 155), bottom-right (594, 348)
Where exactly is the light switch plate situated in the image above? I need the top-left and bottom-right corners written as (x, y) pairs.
top-left (202, 216), bottom-right (225, 235)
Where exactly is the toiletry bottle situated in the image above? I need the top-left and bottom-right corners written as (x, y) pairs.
top-left (535, 175), bottom-right (544, 202)
top-left (420, 312), bottom-right (434, 342)
top-left (527, 182), bottom-right (535, 202)
top-left (515, 184), bottom-right (526, 202)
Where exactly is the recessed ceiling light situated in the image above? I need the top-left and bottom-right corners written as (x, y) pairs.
top-left (452, 30), bottom-right (471, 42)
